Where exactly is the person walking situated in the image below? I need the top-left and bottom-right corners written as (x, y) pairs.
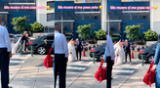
top-left (0, 16), bottom-right (12, 88)
top-left (153, 35), bottom-right (160, 88)
top-left (52, 23), bottom-right (68, 88)
top-left (103, 35), bottom-right (115, 88)
top-left (75, 39), bottom-right (83, 61)
top-left (124, 40), bottom-right (131, 63)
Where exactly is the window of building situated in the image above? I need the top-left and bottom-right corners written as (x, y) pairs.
top-left (47, 13), bottom-right (55, 21)
top-left (47, 13), bottom-right (74, 21)
top-left (75, 13), bottom-right (100, 20)
top-left (131, 13), bottom-right (149, 20)
top-left (47, 1), bottom-right (55, 8)
top-left (122, 13), bottom-right (149, 21)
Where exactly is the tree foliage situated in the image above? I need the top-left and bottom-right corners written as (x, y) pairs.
top-left (125, 25), bottom-right (144, 41)
top-left (95, 30), bottom-right (106, 40)
top-left (11, 16), bottom-right (29, 33)
top-left (31, 22), bottom-right (44, 33)
top-left (77, 24), bottom-right (94, 40)
top-left (144, 30), bottom-right (158, 41)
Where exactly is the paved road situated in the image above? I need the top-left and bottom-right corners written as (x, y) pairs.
top-left (0, 54), bottom-right (153, 88)
top-left (8, 55), bottom-right (94, 88)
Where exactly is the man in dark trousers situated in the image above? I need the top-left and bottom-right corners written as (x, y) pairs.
top-left (75, 39), bottom-right (83, 61)
top-left (52, 23), bottom-right (68, 88)
top-left (124, 40), bottom-right (131, 63)
top-left (0, 16), bottom-right (12, 88)
top-left (103, 35), bottom-right (115, 88)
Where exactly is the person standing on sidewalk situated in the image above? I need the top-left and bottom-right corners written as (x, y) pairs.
top-left (0, 16), bottom-right (12, 88)
top-left (103, 34), bottom-right (115, 88)
top-left (124, 40), bottom-right (131, 63)
top-left (75, 39), bottom-right (83, 61)
top-left (52, 23), bottom-right (68, 88)
top-left (153, 35), bottom-right (160, 88)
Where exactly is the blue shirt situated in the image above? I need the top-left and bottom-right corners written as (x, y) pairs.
top-left (0, 25), bottom-right (11, 52)
top-left (52, 31), bottom-right (68, 58)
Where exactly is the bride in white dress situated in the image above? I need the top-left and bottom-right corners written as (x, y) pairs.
top-left (68, 39), bottom-right (77, 62)
top-left (114, 41), bottom-right (125, 65)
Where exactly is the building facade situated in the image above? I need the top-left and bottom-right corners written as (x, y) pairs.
top-left (36, 0), bottom-right (101, 33)
top-left (101, 0), bottom-right (150, 35)
top-left (0, 0), bottom-right (9, 25)
top-left (150, 0), bottom-right (160, 34)
top-left (0, 0), bottom-right (36, 32)
top-left (8, 0), bottom-right (36, 32)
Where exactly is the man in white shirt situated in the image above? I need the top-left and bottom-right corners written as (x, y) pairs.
top-left (52, 23), bottom-right (68, 88)
top-left (103, 35), bottom-right (115, 88)
top-left (0, 16), bottom-right (12, 88)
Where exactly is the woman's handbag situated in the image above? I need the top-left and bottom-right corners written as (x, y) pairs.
top-left (43, 48), bottom-right (53, 68)
top-left (143, 60), bottom-right (156, 87)
top-left (94, 60), bottom-right (107, 82)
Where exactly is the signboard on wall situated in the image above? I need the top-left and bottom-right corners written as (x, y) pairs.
top-left (75, 0), bottom-right (101, 3)
top-left (54, 1), bottom-right (100, 12)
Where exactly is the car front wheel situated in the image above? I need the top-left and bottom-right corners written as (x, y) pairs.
top-left (37, 46), bottom-right (46, 55)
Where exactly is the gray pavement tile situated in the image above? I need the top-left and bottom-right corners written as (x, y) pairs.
top-left (12, 72), bottom-right (37, 81)
top-left (9, 80), bottom-right (35, 88)
top-left (35, 76), bottom-right (54, 82)
top-left (34, 80), bottom-right (72, 88)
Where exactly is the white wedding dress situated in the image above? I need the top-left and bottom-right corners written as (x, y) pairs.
top-left (68, 42), bottom-right (77, 62)
top-left (114, 44), bottom-right (125, 65)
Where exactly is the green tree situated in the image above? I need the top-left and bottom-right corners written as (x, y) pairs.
top-left (95, 30), bottom-right (106, 40)
top-left (144, 30), bottom-right (158, 41)
top-left (125, 25), bottom-right (144, 41)
top-left (31, 22), bottom-right (44, 33)
top-left (11, 16), bottom-right (29, 33)
top-left (77, 24), bottom-right (93, 40)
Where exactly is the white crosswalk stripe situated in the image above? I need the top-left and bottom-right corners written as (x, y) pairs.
top-left (10, 54), bottom-right (31, 66)
top-left (67, 61), bottom-right (93, 71)
top-left (10, 60), bottom-right (25, 64)
top-left (113, 69), bottom-right (135, 74)
top-left (67, 67), bottom-right (86, 71)
top-left (113, 63), bottom-right (142, 76)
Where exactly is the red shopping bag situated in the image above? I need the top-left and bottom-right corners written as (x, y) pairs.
top-left (94, 60), bottom-right (107, 82)
top-left (143, 60), bottom-right (156, 87)
top-left (82, 50), bottom-right (86, 56)
top-left (131, 50), bottom-right (134, 59)
top-left (43, 48), bottom-right (53, 68)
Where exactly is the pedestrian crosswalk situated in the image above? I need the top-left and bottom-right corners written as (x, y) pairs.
top-left (10, 54), bottom-right (31, 66)
top-left (67, 61), bottom-right (93, 72)
top-left (113, 69), bottom-right (135, 74)
top-left (113, 63), bottom-right (142, 77)
top-left (10, 59), bottom-right (25, 66)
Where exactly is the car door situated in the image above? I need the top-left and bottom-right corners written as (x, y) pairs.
top-left (45, 35), bottom-right (54, 49)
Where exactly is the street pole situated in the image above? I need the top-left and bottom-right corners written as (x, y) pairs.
top-left (61, 14), bottom-right (64, 33)
top-left (107, 15), bottom-right (110, 35)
